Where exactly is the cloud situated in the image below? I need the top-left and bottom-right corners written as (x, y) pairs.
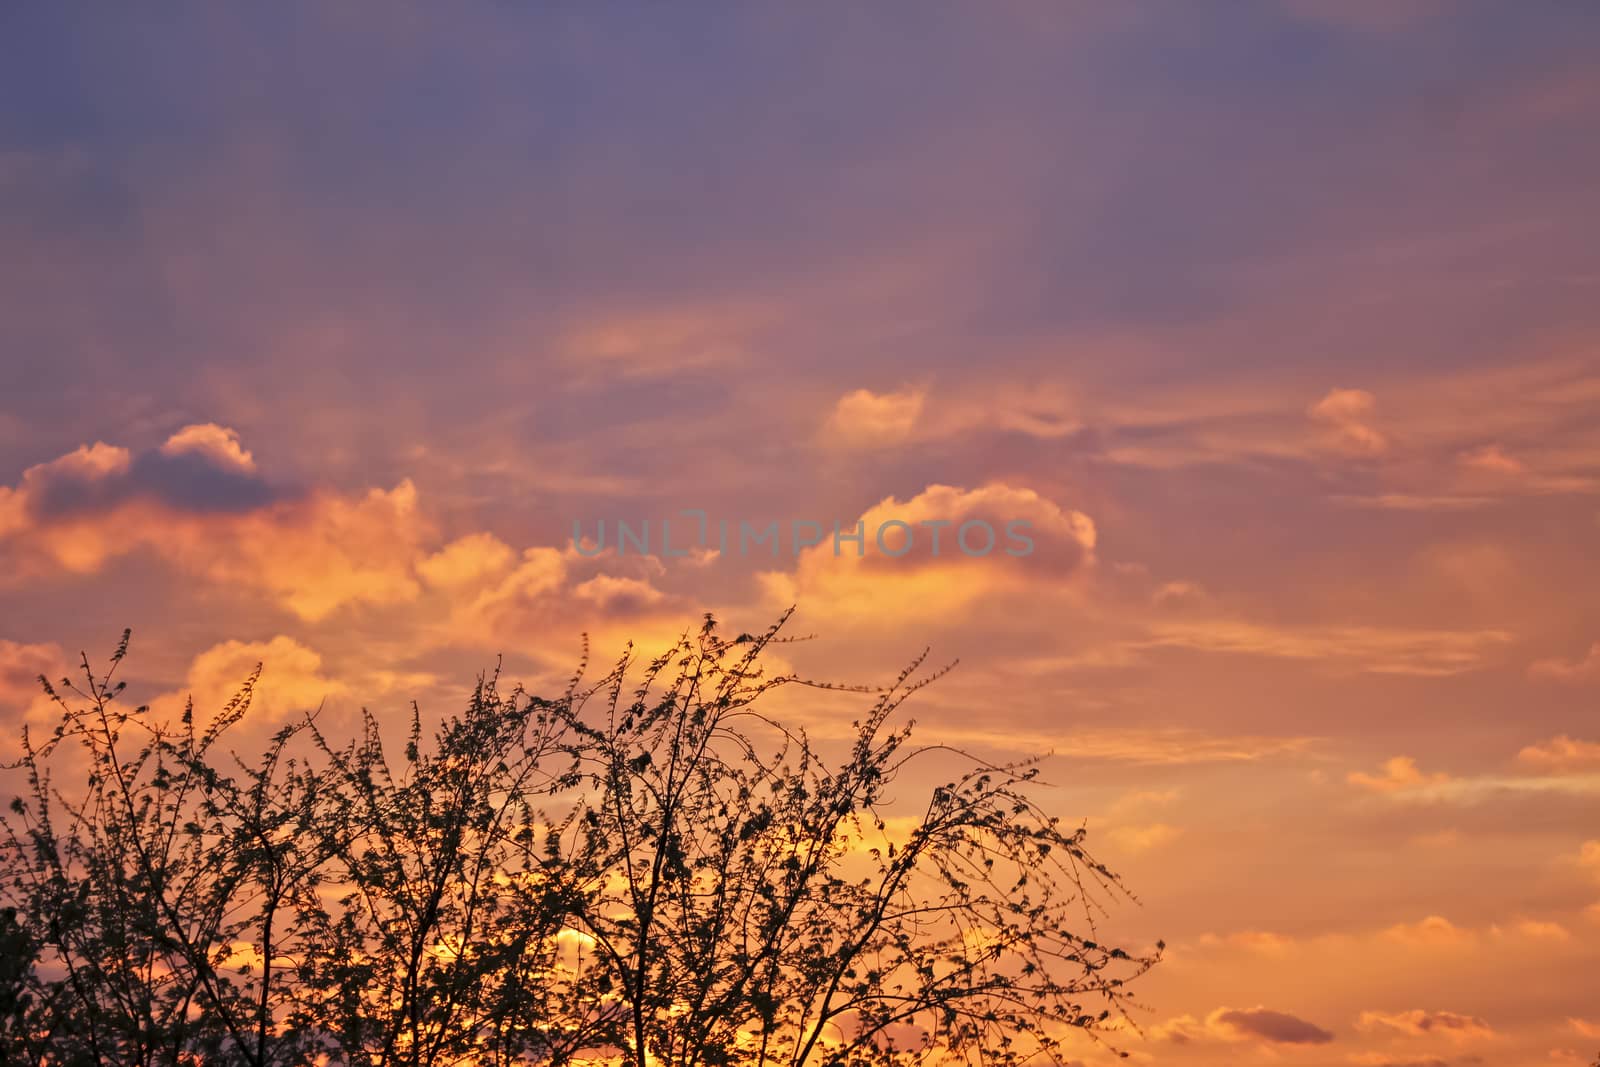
top-left (560, 302), bottom-right (763, 379)
top-left (573, 574), bottom-right (667, 613)
top-left (1357, 1009), bottom-right (1495, 1042)
top-left (1107, 788), bottom-right (1180, 815)
top-left (1213, 1007), bottom-right (1336, 1045)
top-left (446, 547), bottom-right (571, 637)
top-left (1140, 620), bottom-right (1511, 676)
top-left (1342, 760), bottom-right (1600, 805)
top-left (1506, 917), bottom-right (1569, 942)
top-left (1310, 387), bottom-right (1389, 457)
top-left (0, 430), bottom-right (432, 619)
top-left (821, 381), bottom-right (1083, 450)
top-left (0, 638), bottom-right (64, 716)
top-left (982, 725), bottom-right (1316, 765)
top-left (1349, 757), bottom-right (1453, 794)
top-left (1194, 930), bottom-right (1298, 956)
top-left (160, 423), bottom-right (258, 472)
top-left (1346, 1056), bottom-right (1449, 1067)
top-left (765, 482), bottom-right (1095, 622)
top-left (417, 532), bottom-right (518, 589)
top-left (20, 425), bottom-right (278, 520)
top-left (1336, 493), bottom-right (1494, 511)
top-left (176, 480), bottom-right (431, 621)
top-left (432, 544), bottom-right (695, 665)
top-left (147, 636), bottom-right (349, 729)
top-left (1516, 735), bottom-right (1600, 773)
top-left (1105, 823), bottom-right (1181, 853)
top-left (1381, 916), bottom-right (1475, 948)
top-left (1578, 840), bottom-right (1600, 881)
top-left (1457, 444), bottom-right (1524, 474)
top-left (1157, 1006), bottom-right (1335, 1046)
top-left (1152, 580), bottom-right (1206, 605)
top-left (1529, 642), bottom-right (1600, 683)
top-left (823, 387), bottom-right (926, 447)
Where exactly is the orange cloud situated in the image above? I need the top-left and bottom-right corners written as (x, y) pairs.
top-left (821, 381), bottom-right (1082, 450)
top-left (1578, 840), bottom-right (1600, 881)
top-left (0, 638), bottom-right (65, 727)
top-left (1310, 387), bottom-right (1389, 457)
top-left (764, 482), bottom-right (1095, 622)
top-left (573, 574), bottom-right (667, 613)
top-left (1349, 757), bottom-right (1453, 794)
top-left (1516, 735), bottom-right (1600, 773)
top-left (159, 422), bottom-right (257, 471)
top-left (1155, 1006), bottom-right (1334, 1046)
top-left (1457, 443), bottom-right (1524, 474)
top-left (1505, 917), bottom-right (1570, 942)
top-left (1345, 1055), bottom-right (1448, 1067)
top-left (1106, 822), bottom-right (1181, 853)
top-left (147, 635), bottom-right (349, 729)
top-left (1141, 620), bottom-right (1511, 676)
top-left (1381, 915), bottom-right (1475, 948)
top-left (172, 481), bottom-right (430, 620)
top-left (1529, 642), bottom-right (1600, 683)
top-left (1356, 1008), bottom-right (1495, 1042)
top-left (823, 386), bottom-right (926, 447)
top-left (560, 301), bottom-right (764, 379)
top-left (0, 430), bottom-right (432, 619)
top-left (1194, 930), bottom-right (1298, 956)
top-left (417, 532), bottom-right (518, 590)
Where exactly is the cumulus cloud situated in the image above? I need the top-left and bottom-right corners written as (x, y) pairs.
top-left (1310, 387), bottom-right (1389, 457)
top-left (1349, 756), bottom-right (1453, 794)
top-left (573, 574), bottom-right (667, 613)
top-left (1213, 1007), bottom-right (1336, 1045)
top-left (821, 382), bottom-right (1082, 450)
top-left (1375, 913), bottom-right (1570, 951)
top-left (160, 423), bottom-right (258, 472)
top-left (417, 532), bottom-right (518, 589)
top-left (0, 429), bottom-right (432, 619)
top-left (0, 427), bottom-right (742, 641)
top-left (763, 482), bottom-right (1095, 622)
top-left (427, 543), bottom-right (693, 666)
top-left (1357, 1009), bottom-right (1495, 1042)
top-left (146, 635), bottom-right (349, 730)
top-left (823, 387), bottom-right (926, 447)
top-left (1156, 1006), bottom-right (1334, 1046)
top-left (1516, 735), bottom-right (1600, 773)
top-left (20, 425), bottom-right (277, 520)
top-left (176, 481), bottom-right (431, 621)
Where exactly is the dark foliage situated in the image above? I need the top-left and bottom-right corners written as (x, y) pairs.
top-left (0, 612), bottom-right (1158, 1067)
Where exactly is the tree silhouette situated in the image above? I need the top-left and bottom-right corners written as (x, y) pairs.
top-left (0, 612), bottom-right (1158, 1066)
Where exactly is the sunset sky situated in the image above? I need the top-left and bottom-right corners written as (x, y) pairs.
top-left (4, 3), bottom-right (1600, 1064)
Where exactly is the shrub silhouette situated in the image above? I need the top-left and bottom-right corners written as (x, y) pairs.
top-left (0, 612), bottom-right (1158, 1066)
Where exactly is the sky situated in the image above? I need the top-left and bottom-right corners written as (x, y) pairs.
top-left (3, 2), bottom-right (1600, 1063)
